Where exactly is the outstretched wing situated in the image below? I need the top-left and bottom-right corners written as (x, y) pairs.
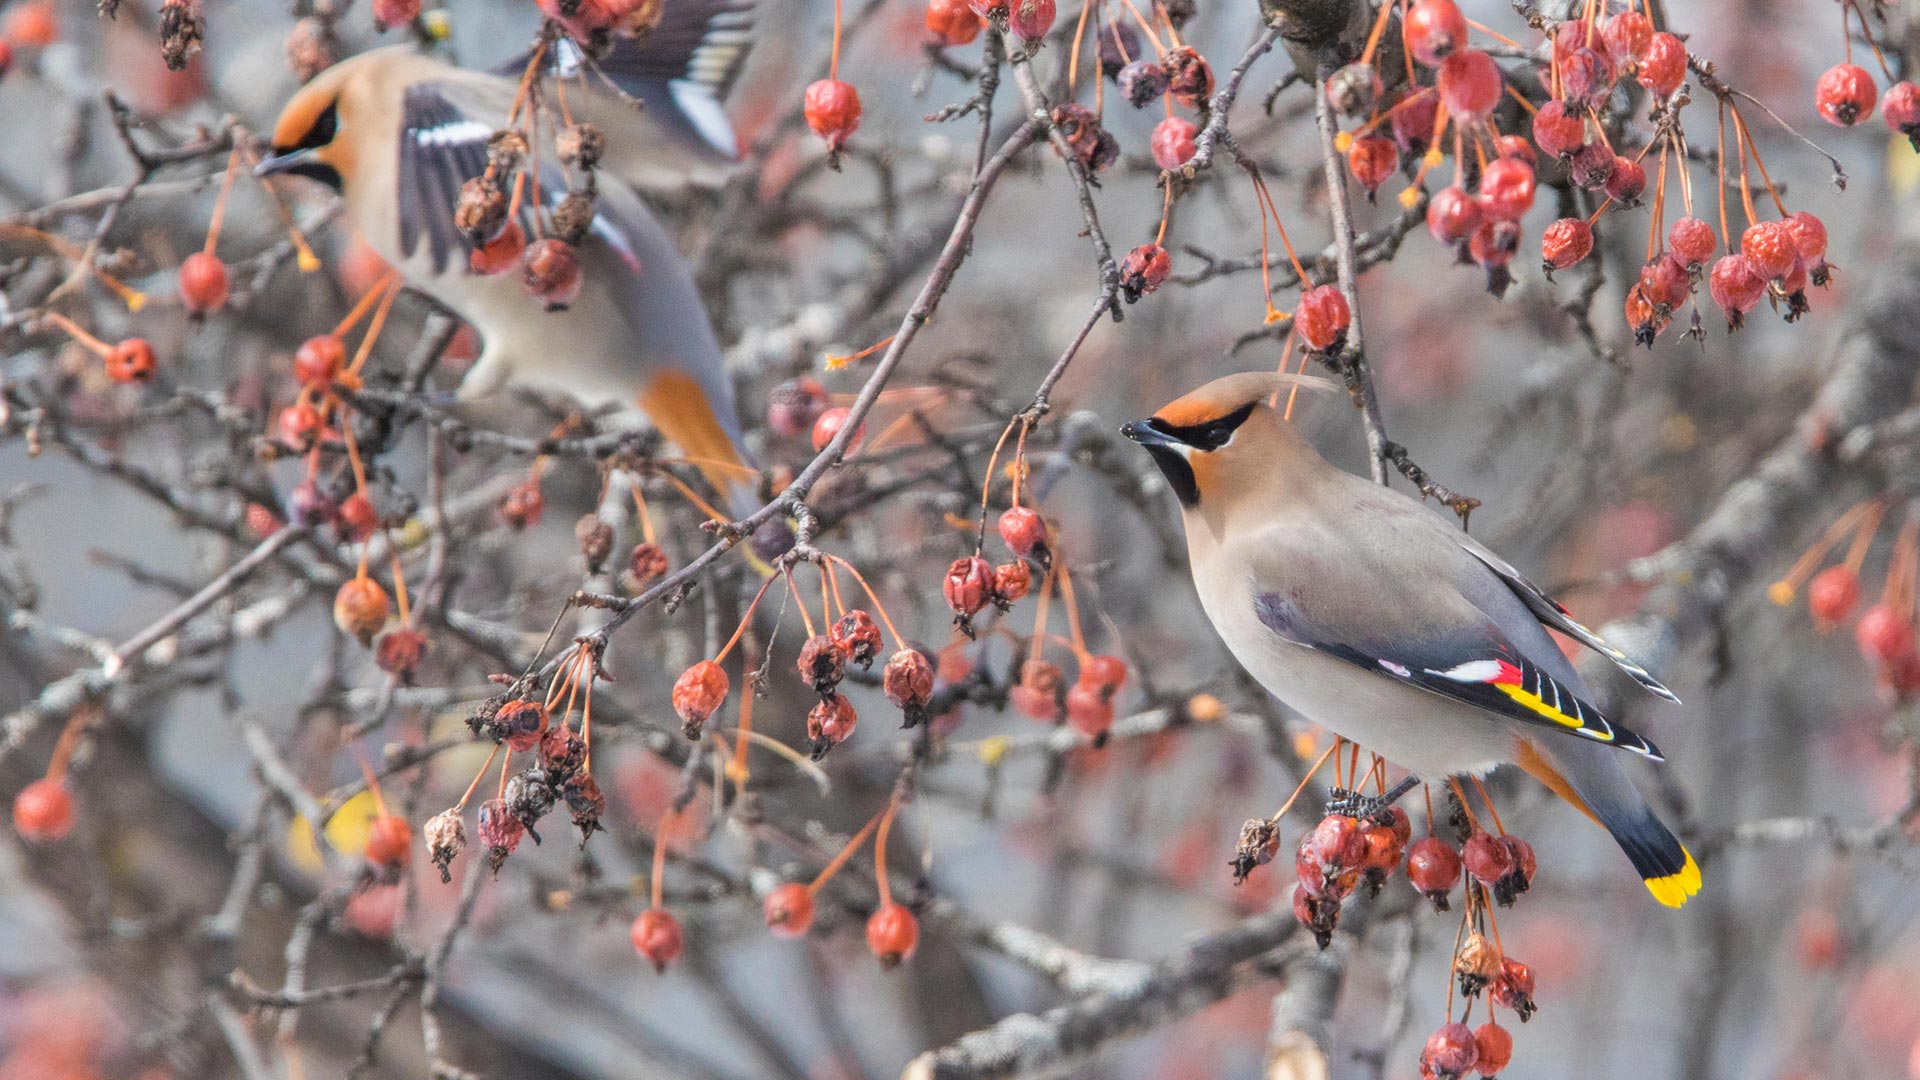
top-left (397, 83), bottom-right (494, 274)
top-left (1458, 540), bottom-right (1681, 703)
top-left (1254, 591), bottom-right (1665, 761)
top-left (499, 0), bottom-right (755, 159)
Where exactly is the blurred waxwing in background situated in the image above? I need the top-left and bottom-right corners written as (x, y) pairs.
top-left (256, 0), bottom-right (758, 508)
top-left (1122, 371), bottom-right (1701, 907)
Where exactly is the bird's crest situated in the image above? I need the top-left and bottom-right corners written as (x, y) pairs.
top-left (1154, 371), bottom-right (1337, 428)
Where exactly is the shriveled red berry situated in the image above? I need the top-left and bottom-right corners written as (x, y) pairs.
top-left (1603, 155), bottom-right (1646, 206)
top-left (943, 556), bottom-right (992, 618)
top-left (1473, 1021), bottom-right (1514, 1075)
top-left (1601, 10), bottom-right (1652, 63)
top-left (293, 334), bottom-right (347, 388)
top-left (629, 541), bottom-right (669, 586)
top-left (477, 797), bottom-right (524, 867)
top-left (1782, 210), bottom-right (1828, 266)
top-left (1080, 653), bottom-right (1127, 692)
top-left (468, 220), bottom-right (525, 275)
top-left (1708, 254), bottom-right (1765, 329)
top-left (1437, 48), bottom-right (1501, 120)
top-left (882, 648), bottom-right (936, 715)
top-left (1637, 32), bottom-right (1685, 97)
top-left (925, 0), bottom-right (980, 45)
top-left (1064, 680), bottom-right (1114, 740)
top-left (997, 506), bottom-right (1048, 558)
top-left (1119, 243), bottom-right (1172, 303)
top-left (1426, 186), bottom-right (1480, 244)
top-left (811, 405), bottom-right (864, 454)
top-left (1007, 0), bottom-right (1053, 40)
top-left (498, 480), bottom-right (544, 529)
top-left (522, 238), bottom-right (583, 310)
top-left (1530, 99), bottom-right (1585, 159)
top-left (1306, 814), bottom-right (1367, 872)
top-left (1559, 46), bottom-right (1614, 108)
top-left (1808, 565), bottom-right (1861, 627)
top-left (179, 251), bottom-right (230, 314)
top-left (1160, 46), bottom-right (1212, 109)
top-left (1541, 217), bottom-right (1593, 270)
top-left (1421, 1022), bottom-right (1479, 1079)
top-left (494, 699), bottom-right (548, 753)
top-left (804, 79), bottom-right (862, 152)
top-left (1150, 116), bottom-right (1198, 170)
top-left (1294, 284), bottom-right (1351, 351)
top-left (1292, 882), bottom-right (1340, 946)
top-left (1404, 0), bottom-right (1467, 66)
top-left (371, 0), bottom-right (419, 29)
top-left (1011, 658), bottom-right (1064, 721)
top-left (831, 609), bottom-right (882, 668)
top-left (1345, 134), bottom-right (1398, 198)
top-left (1884, 81), bottom-right (1920, 145)
top-left (631, 908), bottom-right (684, 972)
top-left (1857, 603), bottom-right (1917, 664)
top-left (365, 814), bottom-right (412, 868)
top-left (764, 882), bottom-right (815, 938)
top-left (797, 634), bottom-right (849, 694)
top-left (13, 777), bottom-right (73, 842)
top-left (1476, 156), bottom-right (1535, 221)
top-left (672, 660), bottom-right (729, 734)
top-left (1668, 216), bottom-right (1715, 267)
top-left (806, 691), bottom-right (858, 756)
top-left (1461, 832), bottom-right (1514, 886)
top-left (1741, 220), bottom-right (1797, 281)
top-left (278, 402), bottom-right (322, 447)
top-left (867, 902), bottom-right (918, 966)
top-left (105, 338), bottom-right (156, 383)
top-left (1490, 956), bottom-right (1536, 1019)
top-left (1815, 62), bottom-right (1877, 127)
top-left (375, 626), bottom-right (427, 677)
top-left (1407, 836), bottom-right (1461, 909)
top-left (767, 377), bottom-right (829, 437)
top-left (1469, 219), bottom-right (1521, 295)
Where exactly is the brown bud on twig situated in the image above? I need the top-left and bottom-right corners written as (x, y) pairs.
top-left (1231, 818), bottom-right (1279, 884)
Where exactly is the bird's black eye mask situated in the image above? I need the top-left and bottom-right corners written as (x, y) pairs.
top-left (1122, 404), bottom-right (1255, 507)
top-left (259, 101), bottom-right (344, 191)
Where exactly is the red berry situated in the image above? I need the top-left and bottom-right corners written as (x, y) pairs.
top-left (371, 0), bottom-right (419, 29)
top-left (925, 0), bottom-right (981, 45)
top-left (1007, 0), bottom-right (1053, 40)
top-left (1490, 956), bottom-right (1536, 1019)
top-left (294, 334), bottom-right (347, 388)
top-left (365, 814), bottom-right (412, 868)
top-left (468, 220), bottom-right (526, 275)
top-left (997, 506), bottom-right (1048, 558)
top-left (1884, 81), bottom-right (1920, 142)
top-left (1461, 832), bottom-right (1514, 886)
top-left (1815, 62), bottom-right (1877, 127)
top-left (1857, 603), bottom-right (1917, 664)
top-left (1437, 48), bottom-right (1501, 120)
top-left (1637, 32), bottom-right (1685, 97)
top-left (1161, 46), bottom-right (1213, 109)
top-left (13, 777), bottom-right (73, 842)
top-left (1420, 1022), bottom-right (1480, 1080)
top-left (278, 402), bottom-right (322, 447)
top-left (811, 405), bottom-right (864, 453)
top-left (1782, 211), bottom-right (1828, 265)
top-left (333, 576), bottom-right (391, 645)
top-left (105, 338), bottom-right (157, 383)
top-left (1476, 156), bottom-right (1535, 221)
top-left (1011, 659), bottom-right (1063, 721)
top-left (497, 479), bottom-right (544, 529)
top-left (1530, 99), bottom-right (1585, 159)
top-left (1468, 219), bottom-right (1521, 270)
top-left (375, 627), bottom-right (427, 677)
top-left (1541, 217), bottom-right (1593, 270)
top-left (1637, 254), bottom-right (1690, 311)
top-left (804, 79), bottom-right (862, 152)
top-left (672, 660), bottom-right (730, 732)
top-left (1426, 186), bottom-right (1480, 244)
top-left (1741, 220), bottom-right (1797, 281)
top-left (797, 633), bottom-right (849, 693)
top-left (1473, 1021), bottom-right (1514, 1075)
top-left (943, 556), bottom-right (992, 617)
top-left (866, 902), bottom-right (919, 966)
top-left (245, 502), bottom-right (283, 538)
top-left (1345, 134), bottom-right (1398, 197)
top-left (883, 648), bottom-right (936, 714)
top-left (338, 492), bottom-right (378, 541)
top-left (764, 882), bottom-right (815, 938)
top-left (1601, 10), bottom-right (1652, 63)
top-left (1306, 814), bottom-right (1367, 872)
top-left (179, 251), bottom-right (230, 315)
top-left (767, 376), bottom-right (829, 437)
top-left (1603, 155), bottom-right (1646, 206)
top-left (1065, 680), bottom-right (1114, 740)
top-left (1119, 242), bottom-right (1172, 303)
top-left (1668, 216), bottom-right (1716, 267)
top-left (1385, 94), bottom-right (1436, 158)
top-left (1808, 566), bottom-right (1861, 626)
top-left (1150, 116), bottom-right (1198, 170)
top-left (806, 692), bottom-right (859, 755)
top-left (1404, 0), bottom-right (1467, 67)
top-left (1407, 836), bottom-right (1461, 907)
top-left (522, 238), bottom-right (583, 309)
top-left (631, 908), bottom-right (684, 972)
top-left (1708, 254), bottom-right (1766, 328)
top-left (831, 609), bottom-right (882, 668)
top-left (1080, 653), bottom-right (1127, 691)
top-left (1559, 46), bottom-right (1614, 108)
top-left (1294, 284), bottom-right (1351, 352)
top-left (1500, 834), bottom-right (1536, 885)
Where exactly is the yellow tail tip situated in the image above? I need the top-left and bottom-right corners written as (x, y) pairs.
top-left (1644, 848), bottom-right (1701, 908)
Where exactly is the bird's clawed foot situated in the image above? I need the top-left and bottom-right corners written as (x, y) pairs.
top-left (1324, 774), bottom-right (1421, 823)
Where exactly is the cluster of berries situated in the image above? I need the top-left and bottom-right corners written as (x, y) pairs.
top-left (453, 120), bottom-right (606, 311)
top-left (1772, 502), bottom-right (1920, 698)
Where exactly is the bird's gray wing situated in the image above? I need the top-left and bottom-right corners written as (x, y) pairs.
top-left (396, 83), bottom-right (495, 275)
top-left (1455, 536), bottom-right (1680, 702)
top-left (497, 0), bottom-right (755, 159)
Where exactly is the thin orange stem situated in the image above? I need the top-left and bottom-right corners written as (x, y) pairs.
top-left (715, 574), bottom-right (779, 663)
top-left (873, 797), bottom-right (901, 905)
top-left (205, 148), bottom-right (243, 256)
top-left (1270, 739), bottom-right (1343, 821)
top-left (806, 803), bottom-right (886, 895)
top-left (454, 744), bottom-right (502, 812)
top-left (826, 555), bottom-right (904, 647)
top-left (1469, 776), bottom-right (1506, 835)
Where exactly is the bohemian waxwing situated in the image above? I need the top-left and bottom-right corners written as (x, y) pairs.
top-left (1122, 371), bottom-right (1700, 907)
top-left (257, 3), bottom-right (756, 506)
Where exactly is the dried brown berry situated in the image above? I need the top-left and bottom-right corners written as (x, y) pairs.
top-left (575, 514), bottom-right (614, 573)
top-left (797, 634), bottom-right (848, 694)
top-left (425, 808), bottom-right (464, 883)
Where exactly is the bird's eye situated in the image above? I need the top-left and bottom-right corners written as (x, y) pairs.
top-left (1190, 404), bottom-right (1255, 451)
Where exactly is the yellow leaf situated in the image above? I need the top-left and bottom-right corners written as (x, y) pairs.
top-left (1891, 133), bottom-right (1920, 200)
top-left (285, 788), bottom-right (383, 870)
top-left (977, 735), bottom-right (1010, 765)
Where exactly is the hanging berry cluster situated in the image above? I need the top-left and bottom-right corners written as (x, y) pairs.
top-left (1771, 500), bottom-right (1920, 698)
top-left (1233, 745), bottom-right (1539, 1077)
top-left (761, 794), bottom-right (921, 968)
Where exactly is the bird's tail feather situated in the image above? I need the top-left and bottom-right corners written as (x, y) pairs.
top-left (1515, 739), bottom-right (1700, 908)
top-left (637, 372), bottom-right (757, 518)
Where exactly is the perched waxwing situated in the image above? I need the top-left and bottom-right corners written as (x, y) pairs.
top-left (256, 3), bottom-right (756, 507)
top-left (1123, 372), bottom-right (1700, 907)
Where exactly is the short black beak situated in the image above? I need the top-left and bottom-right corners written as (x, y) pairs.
top-left (254, 147), bottom-right (315, 178)
top-left (1121, 419), bottom-right (1181, 448)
